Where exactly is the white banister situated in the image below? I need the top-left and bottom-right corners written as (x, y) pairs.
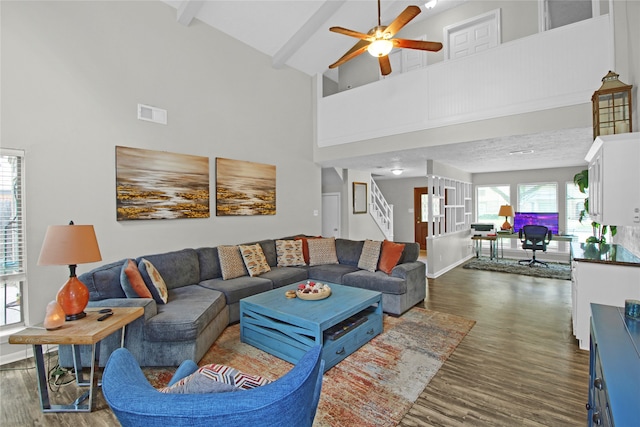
top-left (370, 177), bottom-right (393, 241)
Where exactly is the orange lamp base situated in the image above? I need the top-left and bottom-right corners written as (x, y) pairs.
top-left (56, 275), bottom-right (90, 321)
top-left (501, 220), bottom-right (512, 231)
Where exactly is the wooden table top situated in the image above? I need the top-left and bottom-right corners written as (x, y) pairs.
top-left (8, 307), bottom-right (144, 346)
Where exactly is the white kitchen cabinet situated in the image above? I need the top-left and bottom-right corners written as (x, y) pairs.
top-left (584, 132), bottom-right (640, 226)
top-left (571, 244), bottom-right (640, 350)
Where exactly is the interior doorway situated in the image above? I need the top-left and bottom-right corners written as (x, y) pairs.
top-left (322, 193), bottom-right (341, 238)
top-left (414, 187), bottom-right (428, 250)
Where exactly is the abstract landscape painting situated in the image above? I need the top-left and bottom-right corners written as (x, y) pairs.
top-left (216, 158), bottom-right (276, 216)
top-left (116, 146), bottom-right (210, 220)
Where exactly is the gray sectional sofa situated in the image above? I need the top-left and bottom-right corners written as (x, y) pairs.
top-left (59, 237), bottom-right (425, 368)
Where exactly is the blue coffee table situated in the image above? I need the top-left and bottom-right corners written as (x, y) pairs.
top-left (240, 282), bottom-right (383, 372)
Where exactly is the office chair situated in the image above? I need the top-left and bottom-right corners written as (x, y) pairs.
top-left (518, 225), bottom-right (552, 267)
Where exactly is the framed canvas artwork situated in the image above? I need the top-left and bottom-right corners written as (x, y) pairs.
top-left (116, 146), bottom-right (210, 220)
top-left (216, 158), bottom-right (276, 216)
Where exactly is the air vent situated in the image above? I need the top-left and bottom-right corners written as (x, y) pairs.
top-left (137, 104), bottom-right (167, 125)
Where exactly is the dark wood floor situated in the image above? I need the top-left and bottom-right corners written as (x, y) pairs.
top-left (0, 263), bottom-right (589, 426)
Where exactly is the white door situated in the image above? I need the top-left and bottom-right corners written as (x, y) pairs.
top-left (444, 10), bottom-right (501, 60)
top-left (322, 193), bottom-right (341, 238)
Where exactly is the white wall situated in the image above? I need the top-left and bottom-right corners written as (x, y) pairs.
top-left (1, 1), bottom-right (319, 362)
top-left (346, 170), bottom-right (385, 241)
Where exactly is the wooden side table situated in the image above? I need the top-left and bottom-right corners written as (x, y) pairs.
top-left (9, 307), bottom-right (143, 413)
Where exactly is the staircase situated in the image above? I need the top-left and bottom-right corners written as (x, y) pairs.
top-left (370, 177), bottom-right (393, 241)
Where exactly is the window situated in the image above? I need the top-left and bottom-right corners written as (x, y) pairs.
top-left (566, 182), bottom-right (592, 240)
top-left (518, 183), bottom-right (557, 212)
top-left (1, 149), bottom-right (25, 328)
top-left (476, 185), bottom-right (510, 230)
top-left (542, 0), bottom-right (595, 31)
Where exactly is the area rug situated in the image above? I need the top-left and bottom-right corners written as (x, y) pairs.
top-left (143, 307), bottom-right (475, 427)
top-left (463, 256), bottom-right (571, 280)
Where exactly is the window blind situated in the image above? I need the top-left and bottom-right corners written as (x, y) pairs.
top-left (1, 149), bottom-right (25, 275)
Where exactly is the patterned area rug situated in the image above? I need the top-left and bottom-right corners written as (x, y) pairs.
top-left (144, 307), bottom-right (475, 427)
top-left (463, 257), bottom-right (571, 280)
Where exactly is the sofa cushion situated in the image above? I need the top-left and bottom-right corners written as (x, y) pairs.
top-left (218, 246), bottom-right (248, 280)
top-left (307, 237), bottom-right (339, 266)
top-left (120, 259), bottom-right (153, 299)
top-left (357, 240), bottom-right (382, 272)
top-left (139, 258), bottom-right (169, 304)
top-left (342, 270), bottom-right (407, 295)
top-left (81, 260), bottom-right (128, 301)
top-left (196, 247), bottom-right (222, 281)
top-left (306, 264), bottom-right (359, 284)
top-left (378, 240), bottom-right (405, 274)
top-left (198, 276), bottom-right (272, 305)
top-left (144, 285), bottom-right (226, 342)
top-left (335, 239), bottom-right (364, 266)
top-left (294, 236), bottom-right (321, 264)
top-left (239, 243), bottom-right (271, 277)
top-left (275, 240), bottom-right (305, 267)
top-left (259, 266), bottom-right (308, 288)
top-left (399, 242), bottom-right (420, 263)
top-left (135, 249), bottom-right (200, 290)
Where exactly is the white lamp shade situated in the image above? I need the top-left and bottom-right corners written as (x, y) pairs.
top-left (368, 39), bottom-right (393, 57)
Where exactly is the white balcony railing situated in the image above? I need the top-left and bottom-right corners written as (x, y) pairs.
top-left (370, 177), bottom-right (393, 241)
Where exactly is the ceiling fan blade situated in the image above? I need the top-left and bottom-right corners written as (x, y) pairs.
top-left (329, 39), bottom-right (370, 69)
top-left (384, 5), bottom-right (421, 37)
top-left (393, 39), bottom-right (443, 52)
top-left (330, 26), bottom-right (373, 41)
top-left (379, 55), bottom-right (391, 76)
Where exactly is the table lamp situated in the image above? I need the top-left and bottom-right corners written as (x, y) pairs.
top-left (37, 221), bottom-right (102, 321)
top-left (498, 205), bottom-right (514, 231)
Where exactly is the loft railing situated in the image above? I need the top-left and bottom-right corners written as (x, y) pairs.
top-left (370, 177), bottom-right (393, 241)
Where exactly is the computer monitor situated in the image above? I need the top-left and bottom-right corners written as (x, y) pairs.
top-left (513, 212), bottom-right (559, 234)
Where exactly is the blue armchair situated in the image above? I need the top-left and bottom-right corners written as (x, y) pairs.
top-left (102, 346), bottom-right (324, 427)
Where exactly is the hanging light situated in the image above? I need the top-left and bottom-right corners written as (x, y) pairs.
top-left (391, 168), bottom-right (404, 176)
top-left (368, 39), bottom-right (393, 57)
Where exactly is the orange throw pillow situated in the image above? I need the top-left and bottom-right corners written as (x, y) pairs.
top-left (122, 259), bottom-right (153, 298)
top-left (378, 240), bottom-right (405, 274)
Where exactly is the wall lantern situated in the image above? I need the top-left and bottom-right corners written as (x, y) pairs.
top-left (591, 70), bottom-right (633, 139)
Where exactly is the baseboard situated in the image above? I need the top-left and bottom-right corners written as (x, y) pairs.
top-left (427, 254), bottom-right (474, 279)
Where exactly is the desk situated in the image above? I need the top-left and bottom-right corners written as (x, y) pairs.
top-left (9, 307), bottom-right (143, 412)
top-left (495, 233), bottom-right (576, 260)
top-left (471, 235), bottom-right (497, 260)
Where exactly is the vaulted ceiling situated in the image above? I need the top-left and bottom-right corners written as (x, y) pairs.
top-left (164, 0), bottom-right (464, 79)
top-left (163, 0), bottom-right (594, 178)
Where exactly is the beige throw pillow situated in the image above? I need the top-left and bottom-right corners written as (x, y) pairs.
top-left (218, 246), bottom-right (247, 280)
top-left (307, 237), bottom-right (339, 266)
top-left (239, 243), bottom-right (271, 277)
top-left (275, 240), bottom-right (306, 267)
top-left (358, 240), bottom-right (382, 272)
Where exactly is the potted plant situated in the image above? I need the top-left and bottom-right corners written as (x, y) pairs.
top-left (573, 169), bottom-right (617, 245)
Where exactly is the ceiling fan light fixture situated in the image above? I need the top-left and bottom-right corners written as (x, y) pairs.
top-left (368, 39), bottom-right (393, 57)
top-left (391, 168), bottom-right (404, 176)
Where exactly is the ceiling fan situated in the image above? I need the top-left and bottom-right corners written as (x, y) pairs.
top-left (328, 0), bottom-right (443, 76)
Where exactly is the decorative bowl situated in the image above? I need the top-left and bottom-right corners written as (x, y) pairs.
top-left (296, 282), bottom-right (331, 300)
